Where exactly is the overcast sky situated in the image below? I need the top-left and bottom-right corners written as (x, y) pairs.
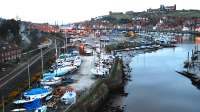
top-left (0, 0), bottom-right (199, 24)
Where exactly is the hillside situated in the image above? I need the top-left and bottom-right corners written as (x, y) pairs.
top-left (99, 10), bottom-right (200, 24)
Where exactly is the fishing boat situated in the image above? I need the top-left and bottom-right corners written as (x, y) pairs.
top-left (40, 76), bottom-right (62, 86)
top-left (12, 99), bottom-right (47, 112)
top-left (13, 86), bottom-right (53, 105)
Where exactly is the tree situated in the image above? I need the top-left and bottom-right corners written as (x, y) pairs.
top-left (0, 19), bottom-right (21, 44)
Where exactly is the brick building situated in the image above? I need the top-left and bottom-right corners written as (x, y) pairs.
top-left (0, 42), bottom-right (22, 63)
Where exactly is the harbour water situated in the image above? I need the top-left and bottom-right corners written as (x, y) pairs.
top-left (100, 35), bottom-right (200, 112)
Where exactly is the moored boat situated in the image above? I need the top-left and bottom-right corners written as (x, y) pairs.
top-left (12, 99), bottom-right (47, 112)
top-left (73, 56), bottom-right (82, 67)
top-left (60, 87), bottom-right (76, 105)
top-left (40, 76), bottom-right (62, 86)
top-left (13, 86), bottom-right (53, 105)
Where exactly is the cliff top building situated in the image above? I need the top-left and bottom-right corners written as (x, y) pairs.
top-left (160, 4), bottom-right (176, 12)
top-left (147, 4), bottom-right (176, 13)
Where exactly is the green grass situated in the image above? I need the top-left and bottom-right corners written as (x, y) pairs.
top-left (110, 14), bottom-right (131, 20)
top-left (102, 9), bottom-right (200, 25)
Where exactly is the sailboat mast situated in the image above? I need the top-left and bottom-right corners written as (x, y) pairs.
top-left (55, 39), bottom-right (58, 59)
top-left (65, 33), bottom-right (67, 53)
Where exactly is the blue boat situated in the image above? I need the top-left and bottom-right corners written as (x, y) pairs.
top-left (13, 87), bottom-right (53, 105)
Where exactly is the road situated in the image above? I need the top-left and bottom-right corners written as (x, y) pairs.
top-left (0, 37), bottom-right (65, 93)
top-left (0, 47), bottom-right (53, 89)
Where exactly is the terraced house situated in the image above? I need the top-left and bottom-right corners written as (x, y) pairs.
top-left (0, 42), bottom-right (22, 63)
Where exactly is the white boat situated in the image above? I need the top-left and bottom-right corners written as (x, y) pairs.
top-left (100, 54), bottom-right (115, 63)
top-left (40, 76), bottom-right (62, 86)
top-left (92, 54), bottom-right (115, 78)
top-left (84, 48), bottom-right (93, 55)
top-left (11, 108), bottom-right (27, 112)
top-left (13, 99), bottom-right (35, 104)
top-left (61, 91), bottom-right (76, 105)
top-left (11, 106), bottom-right (47, 112)
top-left (43, 65), bottom-right (75, 77)
top-left (91, 67), bottom-right (109, 77)
top-left (73, 56), bottom-right (82, 67)
top-left (35, 106), bottom-right (47, 112)
top-left (56, 59), bottom-right (72, 67)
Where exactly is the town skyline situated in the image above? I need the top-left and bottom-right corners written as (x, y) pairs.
top-left (0, 0), bottom-right (200, 24)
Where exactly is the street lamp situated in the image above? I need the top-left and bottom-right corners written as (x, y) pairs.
top-left (28, 61), bottom-right (31, 89)
top-left (41, 48), bottom-right (44, 74)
